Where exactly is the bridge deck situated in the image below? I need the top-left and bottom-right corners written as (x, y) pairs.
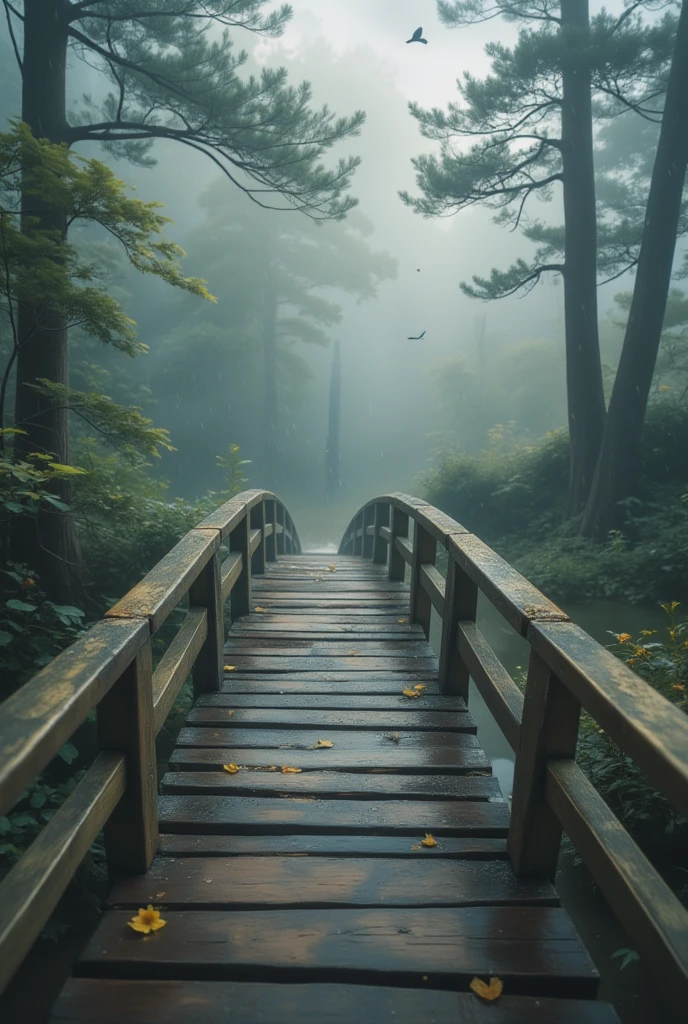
top-left (50, 554), bottom-right (619, 1023)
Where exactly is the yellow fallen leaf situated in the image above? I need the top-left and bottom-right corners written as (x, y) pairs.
top-left (402, 687), bottom-right (422, 699)
top-left (204, 878), bottom-right (213, 884)
top-left (328, 564), bottom-right (336, 571)
top-left (224, 665), bottom-right (237, 672)
top-left (346, 649), bottom-right (359, 656)
top-left (410, 844), bottom-right (421, 851)
top-left (397, 618), bottom-right (407, 624)
top-left (127, 905), bottom-right (166, 935)
top-left (223, 763), bottom-right (240, 774)
top-left (254, 606), bottom-right (266, 612)
top-left (421, 833), bottom-right (437, 848)
top-left (469, 977), bottom-right (503, 1002)
top-left (414, 684), bottom-right (426, 692)
top-left (386, 731), bottom-right (401, 744)
top-left (316, 739), bottom-right (334, 748)
top-left (269, 765), bottom-right (278, 771)
top-left (155, 892), bottom-right (166, 899)
top-left (282, 766), bottom-right (302, 773)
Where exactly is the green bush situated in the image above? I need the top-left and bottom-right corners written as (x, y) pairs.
top-left (577, 603), bottom-right (688, 852)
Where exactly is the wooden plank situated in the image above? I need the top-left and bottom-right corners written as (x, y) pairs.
top-left (220, 551), bottom-right (242, 602)
top-left (169, 746), bottom-right (491, 773)
top-left (231, 623), bottom-right (422, 635)
top-left (447, 533), bottom-right (569, 638)
top-left (229, 514), bottom-right (251, 622)
top-left (547, 759), bottom-right (688, 1017)
top-left (530, 619), bottom-right (688, 820)
top-left (220, 678), bottom-right (440, 695)
top-left (219, 657), bottom-right (438, 673)
top-left (189, 550), bottom-right (223, 698)
top-left (175, 727), bottom-right (481, 751)
top-left (98, 646), bottom-right (158, 873)
top-left (76, 906), bottom-right (599, 997)
top-left (0, 617), bottom-right (147, 817)
top-left (185, 709), bottom-right (475, 733)
top-left (108, 856), bottom-right (557, 909)
top-left (157, 795), bottom-right (507, 835)
top-left (152, 607), bottom-right (207, 735)
top-left (419, 563), bottom-right (445, 617)
top-left (160, 771), bottom-right (502, 801)
top-left (105, 529), bottom-right (220, 634)
top-left (438, 560), bottom-right (478, 697)
top-left (194, 490), bottom-right (263, 539)
top-left (394, 536), bottom-right (413, 566)
top-left (157, 833), bottom-right (508, 858)
top-left (50, 980), bottom-right (621, 1024)
top-left (457, 622), bottom-right (523, 751)
top-left (196, 694), bottom-right (466, 711)
top-left (252, 581), bottom-right (408, 592)
top-left (250, 502), bottom-right (266, 575)
top-left (223, 641), bottom-right (434, 656)
top-left (0, 753), bottom-right (125, 997)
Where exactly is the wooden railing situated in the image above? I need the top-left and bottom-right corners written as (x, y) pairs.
top-left (340, 492), bottom-right (688, 1016)
top-left (0, 490), bottom-right (300, 996)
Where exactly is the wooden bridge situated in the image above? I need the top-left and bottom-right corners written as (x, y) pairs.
top-left (1, 490), bottom-right (687, 1023)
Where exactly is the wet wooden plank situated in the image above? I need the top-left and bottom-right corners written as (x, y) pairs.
top-left (160, 771), bottom-right (502, 801)
top-left (175, 728), bottom-right (481, 751)
top-left (252, 581), bottom-right (408, 592)
top-left (222, 657), bottom-right (438, 673)
top-left (157, 795), bottom-right (508, 835)
top-left (108, 856), bottom-right (557, 909)
top-left (50, 979), bottom-right (621, 1023)
top-left (157, 833), bottom-right (509, 858)
top-left (196, 694), bottom-right (465, 711)
top-left (169, 747), bottom-right (490, 773)
top-left (221, 676), bottom-right (440, 694)
top-left (224, 640), bottom-right (432, 655)
top-left (185, 709), bottom-right (476, 733)
top-left (76, 906), bottom-right (599, 997)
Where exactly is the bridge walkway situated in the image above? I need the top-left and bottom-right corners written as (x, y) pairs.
top-left (50, 553), bottom-right (619, 1023)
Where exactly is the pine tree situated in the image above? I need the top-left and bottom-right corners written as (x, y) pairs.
top-left (2, 0), bottom-right (364, 598)
top-left (402, 0), bottom-right (673, 513)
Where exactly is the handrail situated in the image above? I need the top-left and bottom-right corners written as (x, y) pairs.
top-left (339, 492), bottom-right (688, 1016)
top-left (0, 489), bottom-right (300, 996)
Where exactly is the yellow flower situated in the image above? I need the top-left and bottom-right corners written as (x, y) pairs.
top-left (617, 633), bottom-right (632, 644)
top-left (127, 906), bottom-right (166, 935)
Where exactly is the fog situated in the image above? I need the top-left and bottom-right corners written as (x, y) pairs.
top-left (1, 0), bottom-right (685, 550)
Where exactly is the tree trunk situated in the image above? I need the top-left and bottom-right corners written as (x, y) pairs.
top-left (560, 0), bottom-right (606, 515)
top-left (12, 0), bottom-right (85, 601)
top-left (262, 269), bottom-right (279, 489)
top-left (581, 0), bottom-right (688, 539)
top-left (325, 340), bottom-right (341, 502)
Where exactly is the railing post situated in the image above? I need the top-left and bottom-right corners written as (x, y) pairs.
top-left (190, 547), bottom-right (224, 695)
top-left (438, 557), bottom-right (478, 698)
top-left (98, 643), bottom-right (157, 873)
top-left (353, 511), bottom-right (363, 556)
top-left (410, 521), bottom-right (436, 640)
top-left (265, 499), bottom-right (277, 562)
top-left (229, 511), bottom-right (251, 622)
top-left (251, 502), bottom-right (266, 574)
top-left (388, 506), bottom-right (409, 581)
top-left (508, 649), bottom-right (581, 879)
top-left (362, 505), bottom-right (375, 559)
top-left (372, 502), bottom-right (389, 565)
top-left (284, 510), bottom-right (294, 554)
top-left (276, 503), bottom-right (285, 555)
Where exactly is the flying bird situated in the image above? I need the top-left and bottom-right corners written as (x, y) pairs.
top-left (406, 27), bottom-right (428, 44)
top-left (407, 330), bottom-right (426, 340)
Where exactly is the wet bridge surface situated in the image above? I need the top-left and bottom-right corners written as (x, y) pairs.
top-left (51, 553), bottom-right (619, 1023)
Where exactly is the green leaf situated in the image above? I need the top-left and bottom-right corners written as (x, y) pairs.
top-left (6, 599), bottom-right (37, 613)
top-left (10, 812), bottom-right (37, 828)
top-left (42, 495), bottom-right (71, 512)
top-left (51, 604), bottom-right (85, 625)
top-left (58, 742), bottom-right (79, 765)
top-left (30, 790), bottom-right (47, 809)
top-left (4, 502), bottom-right (25, 513)
top-left (0, 817), bottom-right (11, 835)
top-left (0, 630), bottom-right (13, 646)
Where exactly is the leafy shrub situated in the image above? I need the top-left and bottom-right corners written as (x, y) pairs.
top-left (577, 603), bottom-right (688, 851)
